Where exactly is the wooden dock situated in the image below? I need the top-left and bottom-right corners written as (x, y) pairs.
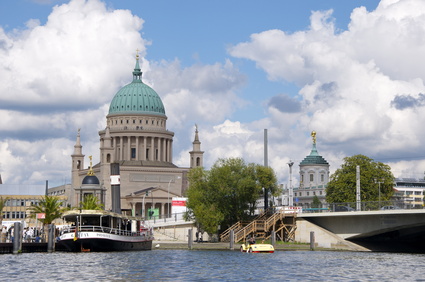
top-left (0, 242), bottom-right (68, 254)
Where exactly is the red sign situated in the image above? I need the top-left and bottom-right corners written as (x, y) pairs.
top-left (36, 213), bottom-right (45, 219)
top-left (172, 200), bottom-right (186, 207)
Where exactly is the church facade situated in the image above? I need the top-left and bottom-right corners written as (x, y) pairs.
top-left (70, 54), bottom-right (203, 217)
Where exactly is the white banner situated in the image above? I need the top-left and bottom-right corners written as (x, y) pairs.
top-left (110, 175), bottom-right (120, 185)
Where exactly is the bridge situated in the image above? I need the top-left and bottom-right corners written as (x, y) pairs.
top-left (298, 209), bottom-right (425, 252)
top-left (145, 205), bottom-right (425, 252)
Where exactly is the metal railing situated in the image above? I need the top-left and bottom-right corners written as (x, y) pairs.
top-left (143, 212), bottom-right (188, 224)
top-left (61, 225), bottom-right (153, 237)
top-left (301, 200), bottom-right (418, 213)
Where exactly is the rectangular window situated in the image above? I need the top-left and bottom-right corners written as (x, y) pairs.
top-left (307, 192), bottom-right (309, 196)
top-left (321, 174), bottom-right (324, 182)
top-left (131, 148), bottom-right (136, 159)
top-left (310, 174), bottom-right (314, 182)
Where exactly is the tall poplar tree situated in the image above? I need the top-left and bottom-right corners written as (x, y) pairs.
top-left (326, 154), bottom-right (395, 204)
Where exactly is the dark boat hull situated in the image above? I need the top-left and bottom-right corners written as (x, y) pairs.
top-left (58, 237), bottom-right (152, 252)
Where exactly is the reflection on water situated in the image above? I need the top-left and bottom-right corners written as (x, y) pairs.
top-left (1, 250), bottom-right (425, 281)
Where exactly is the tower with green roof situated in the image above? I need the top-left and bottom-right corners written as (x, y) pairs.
top-left (296, 131), bottom-right (329, 208)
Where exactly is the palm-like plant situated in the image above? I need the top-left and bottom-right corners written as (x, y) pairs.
top-left (0, 196), bottom-right (8, 226)
top-left (29, 195), bottom-right (65, 225)
top-left (79, 194), bottom-right (104, 210)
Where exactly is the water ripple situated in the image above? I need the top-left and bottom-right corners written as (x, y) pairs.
top-left (0, 250), bottom-right (425, 281)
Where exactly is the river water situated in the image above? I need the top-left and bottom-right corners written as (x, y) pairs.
top-left (1, 250), bottom-right (424, 281)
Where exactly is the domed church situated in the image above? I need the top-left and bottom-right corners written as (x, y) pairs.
top-left (70, 53), bottom-right (204, 217)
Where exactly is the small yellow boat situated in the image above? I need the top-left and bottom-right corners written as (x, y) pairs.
top-left (240, 243), bottom-right (274, 253)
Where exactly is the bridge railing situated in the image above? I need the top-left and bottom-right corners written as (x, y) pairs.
top-left (302, 200), bottom-right (418, 213)
top-left (143, 212), bottom-right (188, 224)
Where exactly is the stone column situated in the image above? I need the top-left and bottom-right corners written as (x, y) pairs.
top-left (162, 138), bottom-right (166, 162)
top-left (130, 202), bottom-right (135, 217)
top-left (112, 137), bottom-right (117, 160)
top-left (150, 137), bottom-right (155, 161)
top-left (119, 137), bottom-right (123, 160)
top-left (161, 203), bottom-right (165, 218)
top-left (169, 139), bottom-right (173, 163)
top-left (158, 137), bottom-right (162, 162)
top-left (127, 136), bottom-right (131, 160)
top-left (143, 137), bottom-right (147, 160)
top-left (136, 136), bottom-right (140, 161)
top-left (165, 139), bottom-right (169, 162)
top-left (142, 136), bottom-right (146, 161)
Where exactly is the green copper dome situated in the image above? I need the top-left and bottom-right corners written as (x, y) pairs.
top-left (300, 144), bottom-right (329, 165)
top-left (108, 57), bottom-right (165, 116)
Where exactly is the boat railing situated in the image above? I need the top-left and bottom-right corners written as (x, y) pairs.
top-left (61, 225), bottom-right (153, 237)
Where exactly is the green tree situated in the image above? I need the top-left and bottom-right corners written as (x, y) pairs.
top-left (311, 195), bottom-right (322, 209)
top-left (78, 194), bottom-right (104, 210)
top-left (0, 197), bottom-right (8, 227)
top-left (28, 196), bottom-right (66, 225)
top-left (186, 158), bottom-right (280, 235)
top-left (326, 154), bottom-right (395, 204)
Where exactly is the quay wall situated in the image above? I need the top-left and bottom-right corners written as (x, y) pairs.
top-left (294, 218), bottom-right (369, 251)
top-left (153, 218), bottom-right (369, 251)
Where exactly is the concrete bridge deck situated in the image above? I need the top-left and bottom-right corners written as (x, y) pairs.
top-left (299, 209), bottom-right (425, 252)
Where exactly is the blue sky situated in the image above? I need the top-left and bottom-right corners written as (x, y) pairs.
top-left (1, 0), bottom-right (425, 187)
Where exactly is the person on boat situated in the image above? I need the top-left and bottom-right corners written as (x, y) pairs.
top-left (248, 235), bottom-right (255, 245)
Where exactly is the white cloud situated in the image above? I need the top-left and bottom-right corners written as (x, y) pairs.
top-left (0, 0), bottom-right (148, 185)
top-left (0, 0), bottom-right (247, 186)
top-left (228, 0), bottom-right (425, 181)
top-left (0, 0), bottom-right (146, 111)
top-left (146, 59), bottom-right (246, 129)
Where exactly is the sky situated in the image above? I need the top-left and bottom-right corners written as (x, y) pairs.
top-left (1, 0), bottom-right (425, 188)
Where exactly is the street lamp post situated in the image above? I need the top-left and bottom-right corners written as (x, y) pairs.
top-left (374, 178), bottom-right (383, 209)
top-left (288, 160), bottom-right (294, 207)
top-left (167, 176), bottom-right (181, 218)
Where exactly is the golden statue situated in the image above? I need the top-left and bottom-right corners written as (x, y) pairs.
top-left (311, 131), bottom-right (316, 144)
top-left (87, 155), bottom-right (95, 176)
